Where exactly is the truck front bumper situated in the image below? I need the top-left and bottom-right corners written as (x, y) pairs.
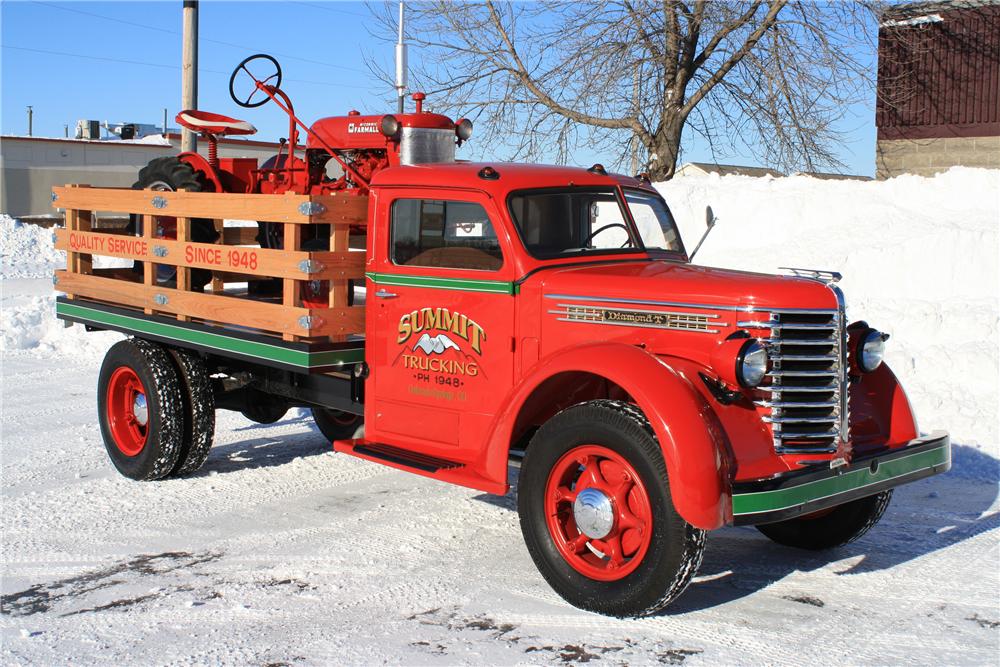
top-left (730, 431), bottom-right (950, 526)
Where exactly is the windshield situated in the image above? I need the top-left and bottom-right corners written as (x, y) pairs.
top-left (508, 188), bottom-right (641, 259)
top-left (622, 189), bottom-right (684, 254)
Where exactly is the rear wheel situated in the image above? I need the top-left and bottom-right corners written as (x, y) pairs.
top-left (312, 408), bottom-right (363, 442)
top-left (98, 339), bottom-right (184, 480)
top-left (756, 490), bottom-right (893, 550)
top-left (518, 400), bottom-right (705, 617)
top-left (131, 157), bottom-right (217, 288)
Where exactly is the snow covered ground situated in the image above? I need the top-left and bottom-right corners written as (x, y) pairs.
top-left (2, 169), bottom-right (998, 664)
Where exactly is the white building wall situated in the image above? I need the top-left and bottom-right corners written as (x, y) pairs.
top-left (1, 135), bottom-right (282, 218)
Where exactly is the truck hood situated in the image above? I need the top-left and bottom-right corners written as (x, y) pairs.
top-left (531, 260), bottom-right (839, 311)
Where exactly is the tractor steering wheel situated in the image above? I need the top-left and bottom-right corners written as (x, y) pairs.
top-left (229, 54), bottom-right (283, 108)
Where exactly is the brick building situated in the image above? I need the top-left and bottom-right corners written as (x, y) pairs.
top-left (875, 0), bottom-right (1000, 179)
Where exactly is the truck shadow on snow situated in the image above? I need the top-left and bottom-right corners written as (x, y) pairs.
top-left (196, 417), bottom-right (333, 475)
top-left (480, 443), bottom-right (999, 615)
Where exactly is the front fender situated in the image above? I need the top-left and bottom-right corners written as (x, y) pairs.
top-left (485, 342), bottom-right (731, 529)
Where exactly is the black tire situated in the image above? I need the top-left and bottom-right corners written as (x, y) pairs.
top-left (756, 490), bottom-right (893, 550)
top-left (518, 400), bottom-right (705, 617)
top-left (312, 408), bottom-right (363, 442)
top-left (97, 339), bottom-right (184, 481)
top-left (130, 157), bottom-right (217, 288)
top-left (167, 348), bottom-right (215, 476)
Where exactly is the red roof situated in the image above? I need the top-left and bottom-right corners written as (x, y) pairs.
top-left (370, 161), bottom-right (651, 192)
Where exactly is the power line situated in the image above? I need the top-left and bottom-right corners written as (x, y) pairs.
top-left (2, 44), bottom-right (372, 89)
top-left (30, 0), bottom-right (368, 74)
top-left (291, 2), bottom-right (370, 19)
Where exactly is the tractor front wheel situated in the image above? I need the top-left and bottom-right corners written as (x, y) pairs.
top-left (98, 339), bottom-right (185, 480)
top-left (518, 400), bottom-right (705, 617)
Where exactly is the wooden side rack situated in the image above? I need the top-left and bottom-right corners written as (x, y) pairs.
top-left (52, 184), bottom-right (368, 343)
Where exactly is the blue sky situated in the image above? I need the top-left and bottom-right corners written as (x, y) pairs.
top-left (1, 1), bottom-right (878, 176)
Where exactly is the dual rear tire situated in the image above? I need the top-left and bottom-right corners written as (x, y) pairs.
top-left (98, 339), bottom-right (214, 480)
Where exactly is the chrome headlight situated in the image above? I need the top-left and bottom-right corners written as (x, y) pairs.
top-left (737, 340), bottom-right (769, 388)
top-left (859, 329), bottom-right (888, 372)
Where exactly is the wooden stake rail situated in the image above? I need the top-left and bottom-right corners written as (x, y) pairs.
top-left (52, 184), bottom-right (369, 342)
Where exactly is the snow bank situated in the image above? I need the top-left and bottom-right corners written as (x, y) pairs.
top-left (658, 167), bottom-right (1000, 451)
top-left (1, 216), bottom-right (65, 279)
top-left (1, 215), bottom-right (122, 357)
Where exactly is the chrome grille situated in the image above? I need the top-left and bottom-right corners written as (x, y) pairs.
top-left (741, 305), bottom-right (848, 454)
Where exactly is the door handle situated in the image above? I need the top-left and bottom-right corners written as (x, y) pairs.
top-left (375, 289), bottom-right (398, 299)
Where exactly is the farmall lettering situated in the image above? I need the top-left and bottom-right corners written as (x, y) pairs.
top-left (395, 307), bottom-right (487, 390)
top-left (347, 121), bottom-right (379, 134)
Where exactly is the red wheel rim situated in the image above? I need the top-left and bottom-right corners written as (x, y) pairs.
top-left (106, 366), bottom-right (149, 456)
top-left (543, 445), bottom-right (653, 581)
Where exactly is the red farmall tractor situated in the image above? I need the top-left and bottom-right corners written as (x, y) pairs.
top-left (133, 54), bottom-right (471, 290)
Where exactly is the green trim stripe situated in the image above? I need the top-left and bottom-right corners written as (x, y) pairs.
top-left (732, 445), bottom-right (949, 516)
top-left (366, 272), bottom-right (515, 295)
top-left (56, 302), bottom-right (364, 369)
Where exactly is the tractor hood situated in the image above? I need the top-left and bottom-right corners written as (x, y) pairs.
top-left (531, 260), bottom-right (839, 312)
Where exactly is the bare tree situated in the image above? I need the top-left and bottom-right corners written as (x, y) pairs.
top-left (368, 1), bottom-right (882, 179)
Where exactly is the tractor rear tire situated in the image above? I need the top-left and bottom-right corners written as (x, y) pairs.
top-left (98, 339), bottom-right (184, 481)
top-left (130, 157), bottom-right (217, 288)
top-left (167, 348), bottom-right (215, 477)
top-left (312, 408), bottom-right (363, 442)
top-left (518, 400), bottom-right (705, 617)
top-left (755, 490), bottom-right (893, 550)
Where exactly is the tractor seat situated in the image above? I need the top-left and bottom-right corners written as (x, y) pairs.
top-left (175, 110), bottom-right (256, 137)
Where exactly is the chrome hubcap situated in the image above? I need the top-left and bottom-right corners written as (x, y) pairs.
top-left (132, 394), bottom-right (148, 426)
top-left (573, 487), bottom-right (614, 539)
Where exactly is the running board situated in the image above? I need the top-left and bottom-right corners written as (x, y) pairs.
top-left (333, 438), bottom-right (509, 496)
top-left (335, 439), bottom-right (463, 473)
top-left (353, 442), bottom-right (463, 473)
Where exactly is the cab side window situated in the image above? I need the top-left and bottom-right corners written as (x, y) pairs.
top-left (391, 199), bottom-right (504, 271)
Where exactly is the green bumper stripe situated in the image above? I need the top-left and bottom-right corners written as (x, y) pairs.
top-left (56, 302), bottom-right (364, 369)
top-left (732, 445), bottom-right (949, 516)
top-left (366, 272), bottom-right (514, 295)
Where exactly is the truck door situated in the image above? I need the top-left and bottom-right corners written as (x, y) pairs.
top-left (366, 189), bottom-right (516, 458)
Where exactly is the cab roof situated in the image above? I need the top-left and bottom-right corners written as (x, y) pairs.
top-left (369, 161), bottom-right (654, 193)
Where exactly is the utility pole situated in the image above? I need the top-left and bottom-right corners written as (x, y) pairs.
top-left (163, 108), bottom-right (168, 135)
top-left (26, 106), bottom-right (33, 136)
top-left (395, 1), bottom-right (407, 113)
top-left (181, 0), bottom-right (199, 152)
top-left (630, 65), bottom-right (639, 175)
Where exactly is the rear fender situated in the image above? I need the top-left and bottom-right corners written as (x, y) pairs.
top-left (486, 342), bottom-right (731, 529)
top-left (177, 151), bottom-right (221, 192)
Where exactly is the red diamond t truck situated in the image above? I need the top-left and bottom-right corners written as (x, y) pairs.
top-left (52, 55), bottom-right (950, 617)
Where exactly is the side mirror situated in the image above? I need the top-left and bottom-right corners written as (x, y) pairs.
top-left (689, 205), bottom-right (719, 261)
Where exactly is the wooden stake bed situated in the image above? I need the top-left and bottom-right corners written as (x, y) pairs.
top-left (52, 184), bottom-right (368, 349)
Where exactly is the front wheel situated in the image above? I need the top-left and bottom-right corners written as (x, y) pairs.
top-left (756, 490), bottom-right (893, 550)
top-left (518, 400), bottom-right (705, 617)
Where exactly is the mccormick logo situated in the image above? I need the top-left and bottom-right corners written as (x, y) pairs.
top-left (395, 307), bottom-right (486, 379)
